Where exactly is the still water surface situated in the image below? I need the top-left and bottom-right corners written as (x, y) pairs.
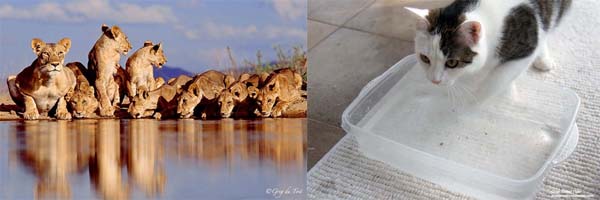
top-left (0, 118), bottom-right (306, 199)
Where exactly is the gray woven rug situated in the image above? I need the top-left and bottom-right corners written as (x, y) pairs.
top-left (307, 0), bottom-right (600, 199)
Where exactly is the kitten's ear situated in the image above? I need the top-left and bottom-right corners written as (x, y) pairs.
top-left (405, 7), bottom-right (429, 32)
top-left (459, 21), bottom-right (481, 46)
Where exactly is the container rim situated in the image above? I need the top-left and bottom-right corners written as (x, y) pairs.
top-left (341, 54), bottom-right (582, 184)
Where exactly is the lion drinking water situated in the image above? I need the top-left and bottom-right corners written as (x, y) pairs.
top-left (257, 68), bottom-right (305, 118)
top-left (65, 62), bottom-right (99, 118)
top-left (176, 70), bottom-right (235, 119)
top-left (7, 38), bottom-right (77, 120)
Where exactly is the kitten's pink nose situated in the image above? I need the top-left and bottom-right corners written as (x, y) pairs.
top-left (431, 79), bottom-right (441, 84)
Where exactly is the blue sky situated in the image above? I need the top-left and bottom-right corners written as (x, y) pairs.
top-left (0, 0), bottom-right (306, 76)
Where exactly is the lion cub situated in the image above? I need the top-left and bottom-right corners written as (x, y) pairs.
top-left (7, 38), bottom-right (76, 120)
top-left (65, 62), bottom-right (99, 118)
top-left (218, 74), bottom-right (260, 118)
top-left (126, 40), bottom-right (167, 99)
top-left (88, 24), bottom-right (132, 117)
top-left (128, 84), bottom-right (177, 119)
top-left (257, 68), bottom-right (304, 117)
top-left (177, 70), bottom-right (235, 119)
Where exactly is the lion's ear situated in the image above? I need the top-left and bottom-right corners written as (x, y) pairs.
top-left (143, 40), bottom-right (153, 47)
top-left (31, 38), bottom-right (46, 56)
top-left (58, 38), bottom-right (71, 53)
top-left (224, 75), bottom-right (235, 88)
top-left (65, 89), bottom-right (73, 101)
top-left (239, 74), bottom-right (250, 82)
top-left (105, 25), bottom-right (121, 39)
top-left (151, 43), bottom-right (162, 54)
top-left (101, 24), bottom-right (109, 32)
top-left (191, 85), bottom-right (202, 97)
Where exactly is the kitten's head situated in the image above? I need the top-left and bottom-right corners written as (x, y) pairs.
top-left (406, 7), bottom-right (483, 86)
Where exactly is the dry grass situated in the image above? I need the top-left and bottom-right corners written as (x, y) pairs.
top-left (223, 45), bottom-right (307, 80)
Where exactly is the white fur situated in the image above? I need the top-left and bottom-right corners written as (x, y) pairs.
top-left (406, 0), bottom-right (556, 104)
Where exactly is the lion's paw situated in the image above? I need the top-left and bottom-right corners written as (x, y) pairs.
top-left (99, 107), bottom-right (115, 117)
top-left (56, 111), bottom-right (72, 120)
top-left (153, 113), bottom-right (162, 120)
top-left (272, 107), bottom-right (284, 118)
top-left (24, 111), bottom-right (40, 120)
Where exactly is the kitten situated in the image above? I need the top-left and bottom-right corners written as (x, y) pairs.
top-left (406, 0), bottom-right (571, 103)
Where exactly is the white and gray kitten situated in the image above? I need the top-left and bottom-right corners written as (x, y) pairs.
top-left (407, 0), bottom-right (571, 103)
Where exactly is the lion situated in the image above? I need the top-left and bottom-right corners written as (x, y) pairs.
top-left (65, 62), bottom-right (99, 118)
top-left (218, 75), bottom-right (263, 118)
top-left (256, 68), bottom-right (304, 117)
top-left (7, 38), bottom-right (76, 120)
top-left (176, 70), bottom-right (235, 119)
top-left (125, 40), bottom-right (167, 99)
top-left (128, 84), bottom-right (178, 119)
top-left (88, 24), bottom-right (132, 117)
top-left (217, 88), bottom-right (260, 118)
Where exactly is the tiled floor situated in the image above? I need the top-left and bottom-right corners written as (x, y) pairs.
top-left (307, 0), bottom-right (451, 169)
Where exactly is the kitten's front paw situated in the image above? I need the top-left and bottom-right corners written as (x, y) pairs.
top-left (533, 57), bottom-right (555, 72)
top-left (56, 111), bottom-right (72, 120)
top-left (23, 110), bottom-right (39, 120)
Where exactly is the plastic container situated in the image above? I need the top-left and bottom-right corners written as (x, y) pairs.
top-left (341, 54), bottom-right (580, 200)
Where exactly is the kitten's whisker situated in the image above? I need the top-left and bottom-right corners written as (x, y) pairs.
top-left (449, 86), bottom-right (457, 109)
top-left (459, 85), bottom-right (479, 104)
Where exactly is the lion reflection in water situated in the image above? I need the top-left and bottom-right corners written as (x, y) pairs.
top-left (13, 120), bottom-right (165, 199)
top-left (10, 119), bottom-right (305, 199)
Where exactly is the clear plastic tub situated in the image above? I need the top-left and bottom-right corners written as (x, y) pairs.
top-left (341, 54), bottom-right (580, 200)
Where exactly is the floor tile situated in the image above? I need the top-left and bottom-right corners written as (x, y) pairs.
top-left (308, 20), bottom-right (339, 49)
top-left (308, 0), bottom-right (375, 26)
top-left (345, 0), bottom-right (452, 41)
top-left (307, 118), bottom-right (346, 169)
top-left (308, 28), bottom-right (414, 126)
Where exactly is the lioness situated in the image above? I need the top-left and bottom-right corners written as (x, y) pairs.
top-left (7, 38), bottom-right (76, 120)
top-left (257, 68), bottom-right (304, 117)
top-left (128, 84), bottom-right (178, 119)
top-left (176, 70), bottom-right (235, 119)
top-left (126, 40), bottom-right (167, 98)
top-left (65, 62), bottom-right (99, 118)
top-left (88, 24), bottom-right (132, 117)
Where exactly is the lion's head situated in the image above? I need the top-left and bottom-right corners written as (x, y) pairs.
top-left (141, 41), bottom-right (167, 68)
top-left (257, 80), bottom-right (280, 117)
top-left (176, 91), bottom-right (200, 119)
top-left (217, 90), bottom-right (235, 118)
top-left (128, 87), bottom-right (153, 119)
top-left (228, 82), bottom-right (248, 102)
top-left (31, 38), bottom-right (71, 77)
top-left (101, 24), bottom-right (132, 55)
top-left (67, 86), bottom-right (98, 119)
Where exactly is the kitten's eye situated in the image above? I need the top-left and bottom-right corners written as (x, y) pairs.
top-left (419, 54), bottom-right (430, 64)
top-left (445, 59), bottom-right (459, 68)
top-left (58, 51), bottom-right (64, 55)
